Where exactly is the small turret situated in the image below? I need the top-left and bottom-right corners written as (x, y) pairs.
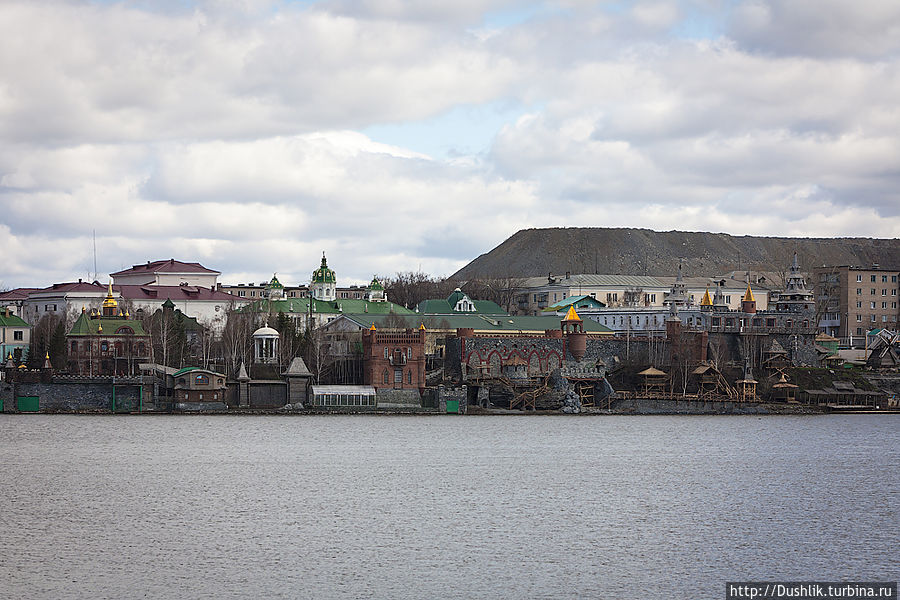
top-left (742, 284), bottom-right (757, 314)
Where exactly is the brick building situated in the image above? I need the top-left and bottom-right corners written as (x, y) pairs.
top-left (66, 284), bottom-right (150, 376)
top-left (361, 325), bottom-right (426, 392)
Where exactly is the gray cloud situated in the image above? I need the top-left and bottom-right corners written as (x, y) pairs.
top-left (1, 0), bottom-right (899, 290)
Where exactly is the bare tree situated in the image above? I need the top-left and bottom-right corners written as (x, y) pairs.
top-left (218, 302), bottom-right (255, 377)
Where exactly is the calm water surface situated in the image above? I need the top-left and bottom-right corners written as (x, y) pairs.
top-left (0, 414), bottom-right (897, 599)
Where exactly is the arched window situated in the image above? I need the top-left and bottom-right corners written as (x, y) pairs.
top-left (100, 341), bottom-right (108, 352)
top-left (407, 370), bottom-right (412, 384)
top-left (383, 370), bottom-right (389, 384)
top-left (196, 374), bottom-right (209, 385)
top-left (115, 326), bottom-right (134, 335)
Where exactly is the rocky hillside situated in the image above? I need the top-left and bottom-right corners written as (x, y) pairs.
top-left (454, 228), bottom-right (900, 278)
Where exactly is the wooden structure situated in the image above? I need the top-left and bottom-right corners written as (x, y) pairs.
top-left (692, 362), bottom-right (736, 400)
top-left (735, 377), bottom-right (758, 402)
top-left (638, 366), bottom-right (668, 396)
top-left (770, 372), bottom-right (799, 403)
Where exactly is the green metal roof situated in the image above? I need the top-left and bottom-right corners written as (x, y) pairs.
top-left (368, 276), bottom-right (384, 291)
top-left (330, 313), bottom-right (612, 333)
top-left (545, 295), bottom-right (606, 310)
top-left (0, 312), bottom-right (28, 327)
top-left (311, 254), bottom-right (336, 284)
top-left (268, 274), bottom-right (284, 289)
top-left (68, 312), bottom-right (148, 336)
top-left (241, 297), bottom-right (413, 316)
top-left (415, 298), bottom-right (507, 315)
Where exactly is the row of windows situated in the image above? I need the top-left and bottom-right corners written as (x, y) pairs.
top-left (383, 347), bottom-right (412, 359)
top-left (856, 274), bottom-right (899, 283)
top-left (855, 314), bottom-right (898, 323)
top-left (183, 392), bottom-right (219, 400)
top-left (71, 340), bottom-right (148, 354)
top-left (383, 369), bottom-right (413, 384)
top-left (858, 301), bottom-right (899, 309)
top-left (855, 288), bottom-right (898, 296)
top-left (312, 393), bottom-right (376, 406)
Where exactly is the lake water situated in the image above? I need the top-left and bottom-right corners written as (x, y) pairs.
top-left (0, 414), bottom-right (897, 599)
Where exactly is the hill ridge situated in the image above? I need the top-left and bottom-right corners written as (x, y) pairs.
top-left (453, 227), bottom-right (900, 279)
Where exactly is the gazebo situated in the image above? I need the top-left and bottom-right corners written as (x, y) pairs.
top-left (771, 372), bottom-right (799, 403)
top-left (638, 366), bottom-right (668, 397)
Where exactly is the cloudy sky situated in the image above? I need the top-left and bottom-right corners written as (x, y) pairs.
top-left (1, 0), bottom-right (899, 289)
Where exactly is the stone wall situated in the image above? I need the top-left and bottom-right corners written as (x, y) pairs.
top-left (434, 385), bottom-right (467, 414)
top-left (375, 388), bottom-right (422, 409)
top-left (0, 377), bottom-right (147, 412)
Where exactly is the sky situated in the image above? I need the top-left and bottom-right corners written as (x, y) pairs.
top-left (1, 0), bottom-right (899, 290)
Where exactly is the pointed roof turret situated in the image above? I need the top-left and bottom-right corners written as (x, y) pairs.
top-left (563, 306), bottom-right (582, 322)
top-left (743, 284), bottom-right (755, 303)
top-left (700, 287), bottom-right (712, 306)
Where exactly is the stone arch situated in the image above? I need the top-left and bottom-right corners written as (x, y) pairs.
top-left (528, 351), bottom-right (543, 376)
top-left (487, 350), bottom-right (502, 377)
top-left (547, 351), bottom-right (562, 372)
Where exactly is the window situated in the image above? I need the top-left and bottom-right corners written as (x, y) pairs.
top-left (882, 302), bottom-right (888, 309)
top-left (856, 274), bottom-right (862, 282)
top-left (383, 370), bottom-right (389, 384)
top-left (71, 340), bottom-right (77, 351)
top-left (766, 318), bottom-right (776, 327)
top-left (856, 315), bottom-right (862, 322)
top-left (394, 369), bottom-right (402, 383)
top-left (883, 275), bottom-right (888, 282)
top-left (871, 302), bottom-right (877, 309)
top-left (384, 348), bottom-right (388, 358)
top-left (894, 289), bottom-right (898, 296)
top-left (871, 315), bottom-right (877, 322)
top-left (856, 301), bottom-right (862, 308)
top-left (196, 374), bottom-right (209, 385)
top-left (856, 288), bottom-right (862, 295)
top-left (238, 290), bottom-right (245, 297)
top-left (857, 327), bottom-right (863, 335)
top-left (871, 289), bottom-right (876, 295)
top-left (893, 302), bottom-right (898, 309)
top-left (871, 275), bottom-right (877, 282)
top-left (786, 320), bottom-right (793, 329)
top-left (883, 289), bottom-right (888, 296)
top-left (724, 295), bottom-right (731, 304)
top-left (14, 330), bottom-right (23, 340)
top-left (893, 275), bottom-right (898, 283)
top-left (250, 291), bottom-right (256, 297)
top-left (101, 341), bottom-right (108, 351)
top-left (407, 371), bottom-right (412, 384)
top-left (407, 347), bottom-right (411, 359)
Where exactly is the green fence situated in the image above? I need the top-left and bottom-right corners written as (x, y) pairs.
top-left (16, 396), bottom-right (39, 412)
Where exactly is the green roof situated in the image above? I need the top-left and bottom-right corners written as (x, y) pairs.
top-left (311, 254), bottom-right (336, 284)
top-left (415, 298), bottom-right (507, 315)
top-left (545, 295), bottom-right (606, 311)
top-left (0, 312), bottom-right (28, 328)
top-left (368, 276), bottom-right (384, 291)
top-left (268, 274), bottom-right (284, 289)
top-left (68, 312), bottom-right (147, 336)
top-left (329, 313), bottom-right (612, 334)
top-left (241, 297), bottom-right (413, 316)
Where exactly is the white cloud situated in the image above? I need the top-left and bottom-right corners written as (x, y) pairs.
top-left (1, 0), bottom-right (899, 290)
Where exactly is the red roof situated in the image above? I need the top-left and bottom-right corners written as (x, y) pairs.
top-left (0, 288), bottom-right (43, 300)
top-left (32, 281), bottom-right (107, 294)
top-left (110, 259), bottom-right (220, 276)
top-left (115, 285), bottom-right (235, 301)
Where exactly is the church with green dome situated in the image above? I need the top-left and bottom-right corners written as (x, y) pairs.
top-left (311, 253), bottom-right (337, 301)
